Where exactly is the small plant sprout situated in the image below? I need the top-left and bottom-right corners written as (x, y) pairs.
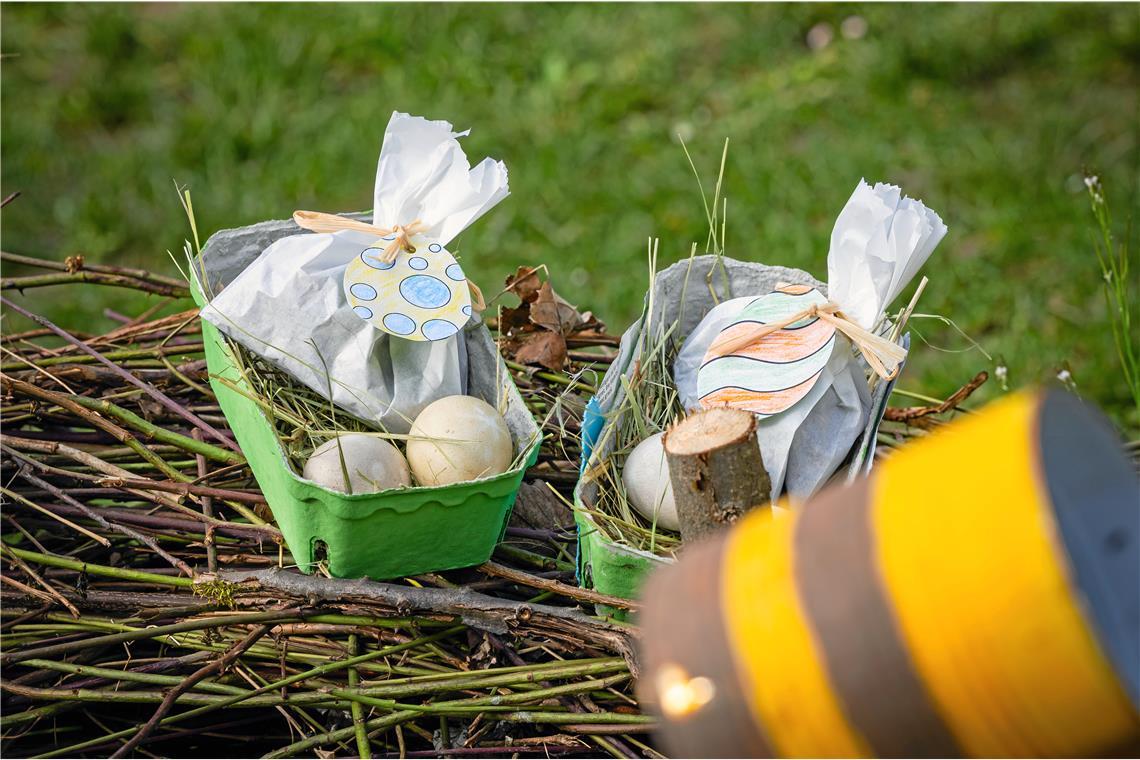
top-left (1084, 173), bottom-right (1139, 418)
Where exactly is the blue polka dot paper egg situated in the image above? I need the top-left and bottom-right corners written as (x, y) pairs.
top-left (343, 237), bottom-right (473, 342)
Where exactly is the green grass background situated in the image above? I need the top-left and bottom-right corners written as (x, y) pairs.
top-left (2, 3), bottom-right (1137, 428)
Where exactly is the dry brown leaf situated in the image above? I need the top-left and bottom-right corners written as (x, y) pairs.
top-left (504, 265), bottom-right (543, 304)
top-left (513, 330), bottom-right (568, 372)
top-left (530, 282), bottom-right (582, 335)
top-left (498, 303), bottom-right (533, 337)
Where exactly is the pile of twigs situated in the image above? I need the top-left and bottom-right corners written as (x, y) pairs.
top-left (0, 251), bottom-right (648, 758)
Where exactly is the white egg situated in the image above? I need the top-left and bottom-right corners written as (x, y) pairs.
top-left (303, 434), bottom-right (410, 494)
top-left (407, 395), bottom-right (513, 486)
top-left (622, 432), bottom-right (679, 531)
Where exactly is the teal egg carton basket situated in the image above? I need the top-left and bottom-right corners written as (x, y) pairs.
top-left (573, 255), bottom-right (902, 617)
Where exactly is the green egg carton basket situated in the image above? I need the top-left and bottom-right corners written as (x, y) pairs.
top-left (191, 217), bottom-right (540, 580)
top-left (574, 255), bottom-right (900, 619)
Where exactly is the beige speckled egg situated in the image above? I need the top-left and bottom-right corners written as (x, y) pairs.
top-left (407, 396), bottom-right (512, 486)
top-left (303, 434), bottom-right (410, 495)
top-left (622, 433), bottom-right (679, 531)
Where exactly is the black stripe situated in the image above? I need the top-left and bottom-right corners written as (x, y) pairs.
top-left (697, 368), bottom-right (826, 400)
top-left (700, 334), bottom-right (836, 368)
top-left (723, 315), bottom-right (823, 331)
top-left (794, 476), bottom-right (963, 758)
top-left (762, 286), bottom-right (822, 299)
top-left (1036, 389), bottom-right (1140, 708)
top-left (638, 530), bottom-right (776, 758)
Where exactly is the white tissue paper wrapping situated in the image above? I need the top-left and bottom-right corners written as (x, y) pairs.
top-left (675, 180), bottom-right (947, 502)
top-left (200, 112), bottom-right (509, 432)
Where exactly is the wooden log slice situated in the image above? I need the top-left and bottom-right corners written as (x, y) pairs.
top-left (663, 407), bottom-right (771, 542)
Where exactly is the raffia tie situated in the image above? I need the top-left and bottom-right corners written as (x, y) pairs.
top-left (292, 209), bottom-right (485, 313)
top-left (292, 210), bottom-right (430, 264)
top-left (707, 300), bottom-right (907, 381)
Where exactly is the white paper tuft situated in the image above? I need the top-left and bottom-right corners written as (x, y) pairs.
top-left (372, 112), bottom-right (510, 245)
top-left (674, 181), bottom-right (946, 502)
top-left (199, 112), bottom-right (508, 431)
top-left (826, 180), bottom-right (946, 329)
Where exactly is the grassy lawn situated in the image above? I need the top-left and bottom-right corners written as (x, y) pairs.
top-left (2, 3), bottom-right (1137, 429)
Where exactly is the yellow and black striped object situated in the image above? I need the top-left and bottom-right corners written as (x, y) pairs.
top-left (639, 389), bottom-right (1139, 757)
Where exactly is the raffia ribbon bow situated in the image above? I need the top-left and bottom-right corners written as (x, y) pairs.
top-left (293, 210), bottom-right (430, 264)
top-left (292, 210), bottom-right (485, 311)
top-left (707, 300), bottom-right (907, 381)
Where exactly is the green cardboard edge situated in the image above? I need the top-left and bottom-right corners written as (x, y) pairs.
top-left (190, 267), bottom-right (540, 580)
top-left (573, 495), bottom-right (671, 622)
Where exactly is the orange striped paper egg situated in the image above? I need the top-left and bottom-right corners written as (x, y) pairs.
top-left (697, 284), bottom-right (836, 416)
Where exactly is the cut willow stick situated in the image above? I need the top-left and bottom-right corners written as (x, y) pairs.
top-left (192, 429), bottom-right (220, 574)
top-left (21, 650), bottom-right (215, 693)
top-left (0, 599), bottom-right (299, 665)
top-left (34, 627), bottom-right (470, 760)
top-left (0, 342), bottom-right (204, 371)
top-left (0, 544), bottom-right (82, 617)
top-left (478, 561), bottom-right (637, 611)
top-left (110, 622), bottom-right (275, 757)
top-left (503, 360), bottom-right (598, 393)
top-left (1, 442), bottom-right (276, 537)
top-left (2, 547), bottom-right (195, 600)
top-left (354, 660), bottom-right (628, 699)
top-left (266, 709), bottom-right (423, 759)
top-left (0, 250), bottom-right (188, 289)
top-left (12, 467), bottom-right (196, 579)
top-left (215, 567), bottom-right (636, 664)
top-left (348, 634), bottom-right (372, 760)
top-left (17, 658), bottom-right (249, 696)
top-left (0, 698), bottom-right (80, 728)
top-left (0, 296), bottom-right (239, 453)
top-left (19, 500), bottom-right (271, 541)
top-left (0, 486), bottom-right (111, 547)
top-left (342, 673), bottom-right (631, 714)
top-left (664, 406), bottom-right (770, 542)
top-left (62, 393), bottom-right (242, 465)
top-left (0, 442), bottom-right (230, 528)
top-left (0, 271), bottom-right (188, 297)
top-left (0, 682), bottom-right (345, 710)
top-left (1, 376), bottom-right (188, 481)
top-left (268, 707), bottom-right (655, 759)
top-left (88, 307), bottom-right (201, 348)
top-left (13, 359), bottom-right (206, 387)
top-left (493, 542), bottom-right (576, 573)
top-left (0, 574), bottom-right (55, 606)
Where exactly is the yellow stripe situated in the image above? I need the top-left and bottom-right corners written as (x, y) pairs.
top-left (872, 391), bottom-right (1138, 756)
top-left (721, 508), bottom-right (870, 757)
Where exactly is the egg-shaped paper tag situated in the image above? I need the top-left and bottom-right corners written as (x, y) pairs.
top-left (697, 284), bottom-right (837, 417)
top-left (343, 236), bottom-right (472, 342)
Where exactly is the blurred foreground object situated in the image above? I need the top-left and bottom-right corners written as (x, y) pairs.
top-left (640, 389), bottom-right (1139, 757)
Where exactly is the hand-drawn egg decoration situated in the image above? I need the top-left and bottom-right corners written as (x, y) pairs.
top-left (697, 284), bottom-right (837, 417)
top-left (343, 237), bottom-right (473, 341)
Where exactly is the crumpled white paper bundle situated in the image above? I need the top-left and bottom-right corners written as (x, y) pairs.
top-left (200, 112), bottom-right (509, 432)
top-left (675, 180), bottom-right (946, 502)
